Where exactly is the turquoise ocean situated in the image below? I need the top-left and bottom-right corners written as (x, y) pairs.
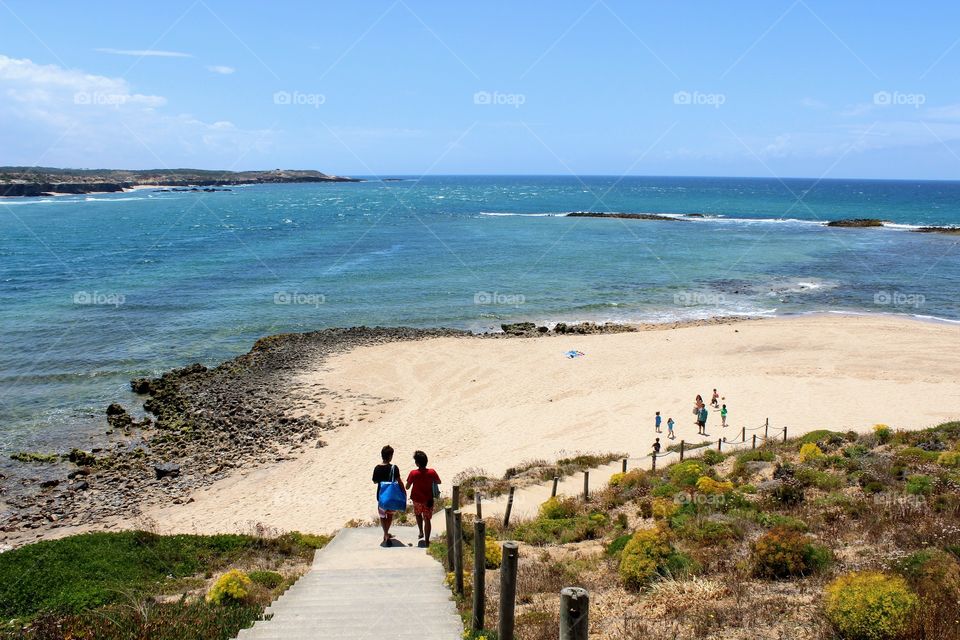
top-left (1, 175), bottom-right (959, 455)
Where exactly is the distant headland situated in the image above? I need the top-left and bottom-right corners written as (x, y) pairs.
top-left (0, 167), bottom-right (362, 197)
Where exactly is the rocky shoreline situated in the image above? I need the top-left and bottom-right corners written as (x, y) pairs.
top-left (0, 318), bottom-right (750, 544)
top-left (0, 168), bottom-right (361, 197)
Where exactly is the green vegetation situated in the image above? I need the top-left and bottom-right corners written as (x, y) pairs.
top-left (752, 527), bottom-right (830, 578)
top-left (0, 529), bottom-right (328, 639)
top-left (9, 452), bottom-right (59, 463)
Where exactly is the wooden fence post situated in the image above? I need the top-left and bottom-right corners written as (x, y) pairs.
top-left (622, 458), bottom-right (628, 473)
top-left (503, 486), bottom-right (515, 529)
top-left (476, 492), bottom-right (482, 520)
top-left (765, 418), bottom-right (769, 440)
top-left (741, 426), bottom-right (746, 443)
top-left (551, 476), bottom-right (559, 497)
top-left (582, 471), bottom-right (589, 501)
top-left (472, 520), bottom-right (486, 632)
top-left (444, 506), bottom-right (454, 570)
top-left (752, 434), bottom-right (757, 449)
top-left (783, 426), bottom-right (788, 443)
top-left (651, 454), bottom-right (657, 472)
top-left (559, 587), bottom-right (589, 640)
top-left (498, 542), bottom-right (519, 640)
top-left (679, 440), bottom-right (685, 461)
top-left (453, 510), bottom-right (464, 596)
top-left (717, 438), bottom-right (722, 452)
top-left (452, 484), bottom-right (460, 511)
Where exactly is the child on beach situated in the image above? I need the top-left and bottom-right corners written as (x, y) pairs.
top-left (655, 411), bottom-right (662, 433)
top-left (652, 437), bottom-right (661, 455)
top-left (405, 450), bottom-right (441, 548)
top-left (711, 388), bottom-right (720, 408)
top-left (667, 417), bottom-right (675, 439)
top-left (697, 406), bottom-right (709, 435)
top-left (721, 404), bottom-right (728, 428)
top-left (372, 445), bottom-right (405, 546)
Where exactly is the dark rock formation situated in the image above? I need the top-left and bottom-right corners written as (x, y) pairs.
top-left (826, 219), bottom-right (886, 227)
top-left (565, 211), bottom-right (680, 221)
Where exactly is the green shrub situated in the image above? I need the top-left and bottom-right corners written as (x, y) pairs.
top-left (795, 468), bottom-right (843, 491)
top-left (675, 517), bottom-right (740, 546)
top-left (606, 533), bottom-right (632, 557)
top-left (843, 444), bottom-right (870, 458)
top-left (874, 424), bottom-right (892, 444)
top-left (752, 526), bottom-right (830, 578)
top-left (905, 474), bottom-right (933, 496)
top-left (897, 447), bottom-right (940, 464)
top-left (770, 481), bottom-right (805, 506)
top-left (824, 571), bottom-right (917, 640)
top-left (799, 430), bottom-right (846, 446)
top-left (650, 481), bottom-right (680, 497)
top-left (247, 570), bottom-right (283, 590)
top-left (618, 528), bottom-right (673, 588)
top-left (538, 496), bottom-right (579, 520)
top-left (668, 460), bottom-right (707, 487)
top-left (701, 449), bottom-right (726, 466)
top-left (206, 570), bottom-right (252, 605)
top-left (608, 468), bottom-right (649, 491)
top-left (695, 476), bottom-right (734, 494)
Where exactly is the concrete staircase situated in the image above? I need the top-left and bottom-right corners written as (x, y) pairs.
top-left (236, 526), bottom-right (462, 640)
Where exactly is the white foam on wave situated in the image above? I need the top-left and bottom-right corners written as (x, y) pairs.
top-left (479, 212), bottom-right (567, 217)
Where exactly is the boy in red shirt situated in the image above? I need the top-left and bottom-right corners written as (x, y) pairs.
top-left (405, 450), bottom-right (441, 548)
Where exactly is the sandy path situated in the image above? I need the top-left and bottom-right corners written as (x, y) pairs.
top-left (139, 314), bottom-right (959, 536)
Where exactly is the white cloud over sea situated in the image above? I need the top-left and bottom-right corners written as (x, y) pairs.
top-left (0, 54), bottom-right (272, 167)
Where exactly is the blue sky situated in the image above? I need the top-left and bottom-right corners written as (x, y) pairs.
top-left (2, 1), bottom-right (960, 179)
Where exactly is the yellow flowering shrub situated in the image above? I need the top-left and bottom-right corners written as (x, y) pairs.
top-left (538, 496), bottom-right (578, 520)
top-left (873, 423), bottom-right (892, 444)
top-left (206, 569), bottom-right (252, 605)
top-left (484, 537), bottom-right (502, 569)
top-left (618, 527), bottom-right (671, 588)
top-left (937, 450), bottom-right (960, 467)
top-left (651, 497), bottom-right (679, 519)
top-left (824, 571), bottom-right (917, 640)
top-left (799, 442), bottom-right (824, 463)
top-left (695, 475), bottom-right (734, 494)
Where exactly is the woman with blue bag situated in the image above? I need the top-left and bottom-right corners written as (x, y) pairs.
top-left (372, 445), bottom-right (407, 546)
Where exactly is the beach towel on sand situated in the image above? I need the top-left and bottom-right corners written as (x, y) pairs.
top-left (565, 350), bottom-right (585, 359)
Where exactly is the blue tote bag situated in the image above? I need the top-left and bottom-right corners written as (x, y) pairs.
top-left (378, 465), bottom-right (406, 512)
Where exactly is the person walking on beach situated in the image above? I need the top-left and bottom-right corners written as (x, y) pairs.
top-left (667, 417), bottom-right (675, 439)
top-left (697, 406), bottom-right (709, 435)
top-left (372, 445), bottom-right (405, 547)
top-left (720, 404), bottom-right (728, 428)
top-left (652, 437), bottom-right (661, 456)
top-left (711, 389), bottom-right (720, 408)
top-left (655, 411), bottom-right (662, 434)
top-left (406, 450), bottom-right (441, 548)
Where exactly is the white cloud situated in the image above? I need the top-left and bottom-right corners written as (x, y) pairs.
top-left (206, 65), bottom-right (235, 75)
top-left (0, 54), bottom-right (273, 167)
top-left (800, 97), bottom-right (827, 109)
top-left (95, 48), bottom-right (192, 58)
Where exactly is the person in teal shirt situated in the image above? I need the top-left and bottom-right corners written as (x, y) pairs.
top-left (721, 404), bottom-right (728, 428)
top-left (667, 417), bottom-right (675, 439)
top-left (697, 406), bottom-right (708, 435)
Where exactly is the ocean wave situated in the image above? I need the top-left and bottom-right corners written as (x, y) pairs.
top-left (479, 212), bottom-right (567, 217)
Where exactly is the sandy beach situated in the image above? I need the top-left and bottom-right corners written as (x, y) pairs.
top-left (126, 314), bottom-right (959, 537)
